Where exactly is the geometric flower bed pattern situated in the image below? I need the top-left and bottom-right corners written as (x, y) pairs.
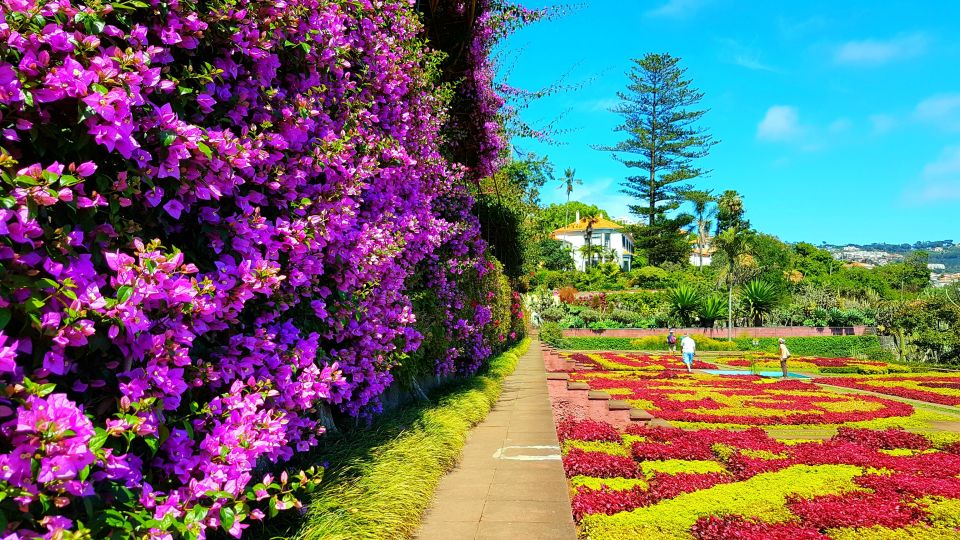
top-left (570, 372), bottom-right (916, 427)
top-left (818, 375), bottom-right (960, 407)
top-left (569, 352), bottom-right (717, 371)
top-left (720, 356), bottom-right (913, 374)
top-left (559, 419), bottom-right (960, 539)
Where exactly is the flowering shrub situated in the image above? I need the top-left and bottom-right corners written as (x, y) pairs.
top-left (0, 0), bottom-right (524, 537)
top-left (818, 375), bottom-right (960, 406)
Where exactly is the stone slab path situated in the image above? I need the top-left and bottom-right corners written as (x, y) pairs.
top-left (416, 340), bottom-right (577, 540)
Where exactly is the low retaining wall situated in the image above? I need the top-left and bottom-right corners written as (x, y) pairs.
top-left (561, 326), bottom-right (870, 339)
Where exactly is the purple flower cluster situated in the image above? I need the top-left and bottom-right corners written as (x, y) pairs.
top-left (0, 0), bottom-right (521, 537)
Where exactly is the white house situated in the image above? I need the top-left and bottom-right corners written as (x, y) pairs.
top-left (689, 246), bottom-right (715, 267)
top-left (552, 213), bottom-right (634, 271)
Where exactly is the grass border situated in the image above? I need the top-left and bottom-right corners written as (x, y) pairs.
top-left (286, 338), bottom-right (531, 540)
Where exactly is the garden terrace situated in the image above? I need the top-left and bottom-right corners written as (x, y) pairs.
top-left (817, 374), bottom-right (960, 407)
top-left (548, 343), bottom-right (960, 539)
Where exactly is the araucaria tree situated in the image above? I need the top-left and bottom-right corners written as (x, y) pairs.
top-left (602, 53), bottom-right (716, 265)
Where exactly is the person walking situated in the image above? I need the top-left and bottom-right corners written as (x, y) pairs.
top-left (680, 334), bottom-right (696, 373)
top-left (778, 338), bottom-right (791, 378)
top-left (667, 329), bottom-right (677, 353)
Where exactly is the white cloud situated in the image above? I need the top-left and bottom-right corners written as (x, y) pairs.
top-left (923, 146), bottom-right (960, 176)
top-left (647, 0), bottom-right (709, 18)
top-left (757, 106), bottom-right (801, 141)
top-left (717, 38), bottom-right (779, 72)
top-left (914, 93), bottom-right (960, 131)
top-left (828, 118), bottom-right (852, 133)
top-left (869, 114), bottom-right (897, 135)
top-left (834, 33), bottom-right (928, 65)
top-left (585, 98), bottom-right (620, 112)
top-left (733, 55), bottom-right (777, 72)
top-left (905, 146), bottom-right (960, 204)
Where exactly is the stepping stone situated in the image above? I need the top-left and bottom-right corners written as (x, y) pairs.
top-left (546, 373), bottom-right (570, 380)
top-left (608, 400), bottom-right (631, 411)
top-left (587, 391), bottom-right (610, 400)
top-left (629, 409), bottom-right (654, 422)
top-left (566, 381), bottom-right (590, 391)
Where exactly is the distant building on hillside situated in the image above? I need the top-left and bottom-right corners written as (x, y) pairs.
top-left (552, 212), bottom-right (634, 272)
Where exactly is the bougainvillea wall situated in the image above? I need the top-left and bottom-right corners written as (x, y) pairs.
top-left (0, 0), bottom-right (522, 537)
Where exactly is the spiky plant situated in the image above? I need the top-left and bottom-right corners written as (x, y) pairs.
top-left (668, 284), bottom-right (701, 327)
top-left (699, 294), bottom-right (728, 329)
top-left (742, 279), bottom-right (781, 326)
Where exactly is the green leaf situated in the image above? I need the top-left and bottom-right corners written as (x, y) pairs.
top-left (12, 175), bottom-right (39, 187)
top-left (24, 297), bottom-right (44, 313)
top-left (116, 285), bottom-right (133, 304)
top-left (219, 506), bottom-right (235, 533)
top-left (59, 174), bottom-right (83, 187)
top-left (144, 436), bottom-right (159, 456)
top-left (38, 278), bottom-right (60, 290)
top-left (0, 309), bottom-right (10, 330)
top-left (89, 427), bottom-right (109, 452)
top-left (37, 383), bottom-right (57, 397)
top-left (196, 142), bottom-right (212, 158)
top-left (160, 131), bottom-right (177, 147)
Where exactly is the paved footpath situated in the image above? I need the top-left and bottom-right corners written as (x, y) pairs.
top-left (416, 339), bottom-right (577, 540)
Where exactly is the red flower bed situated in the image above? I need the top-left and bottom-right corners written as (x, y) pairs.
top-left (833, 427), bottom-right (931, 450)
top-left (691, 516), bottom-right (828, 540)
top-left (578, 352), bottom-right (718, 371)
top-left (571, 485), bottom-right (648, 521)
top-left (787, 490), bottom-right (923, 529)
top-left (571, 472), bottom-right (731, 520)
top-left (818, 376), bottom-right (960, 406)
top-left (557, 418), bottom-right (622, 443)
top-left (581, 373), bottom-right (914, 426)
top-left (563, 448), bottom-right (638, 478)
top-left (556, 415), bottom-right (960, 536)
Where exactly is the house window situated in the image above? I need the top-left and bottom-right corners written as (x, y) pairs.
top-left (604, 233), bottom-right (610, 248)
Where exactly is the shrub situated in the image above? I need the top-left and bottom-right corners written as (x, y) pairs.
top-left (559, 286), bottom-right (578, 303)
top-left (733, 336), bottom-right (888, 359)
top-left (0, 0), bottom-right (517, 537)
top-left (540, 322), bottom-right (564, 346)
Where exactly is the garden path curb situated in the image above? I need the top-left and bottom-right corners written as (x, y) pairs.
top-left (416, 339), bottom-right (577, 540)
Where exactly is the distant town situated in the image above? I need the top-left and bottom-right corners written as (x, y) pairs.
top-left (822, 240), bottom-right (960, 287)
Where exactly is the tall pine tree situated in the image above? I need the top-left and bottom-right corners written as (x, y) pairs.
top-left (601, 53), bottom-right (715, 265)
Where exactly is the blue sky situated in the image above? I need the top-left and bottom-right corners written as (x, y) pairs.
top-left (496, 0), bottom-right (960, 245)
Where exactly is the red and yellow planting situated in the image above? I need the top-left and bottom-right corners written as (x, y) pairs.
top-left (720, 355), bottom-right (912, 374)
top-left (556, 419), bottom-right (960, 539)
top-left (568, 352), bottom-right (718, 371)
top-left (818, 374), bottom-right (960, 406)
top-left (571, 371), bottom-right (914, 427)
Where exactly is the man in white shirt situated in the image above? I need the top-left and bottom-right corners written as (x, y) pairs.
top-left (680, 334), bottom-right (696, 373)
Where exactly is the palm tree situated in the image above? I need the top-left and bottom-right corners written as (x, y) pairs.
top-left (559, 168), bottom-right (583, 224)
top-left (713, 225), bottom-right (753, 340)
top-left (579, 212), bottom-right (600, 271)
top-left (742, 279), bottom-right (780, 326)
top-left (681, 189), bottom-right (716, 270)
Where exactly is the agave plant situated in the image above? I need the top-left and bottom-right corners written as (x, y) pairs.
top-left (742, 279), bottom-right (781, 326)
top-left (699, 294), bottom-right (728, 329)
top-left (668, 284), bottom-right (702, 326)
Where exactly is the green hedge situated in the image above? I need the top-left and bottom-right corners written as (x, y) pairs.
top-left (731, 336), bottom-right (890, 360)
top-left (553, 334), bottom-right (891, 361)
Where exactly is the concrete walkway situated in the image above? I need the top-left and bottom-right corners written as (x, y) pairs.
top-left (416, 340), bottom-right (577, 540)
